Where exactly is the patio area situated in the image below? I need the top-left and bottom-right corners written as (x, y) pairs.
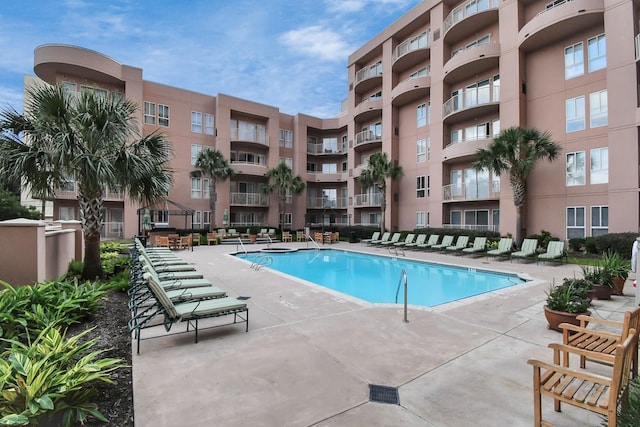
top-left (132, 240), bottom-right (638, 427)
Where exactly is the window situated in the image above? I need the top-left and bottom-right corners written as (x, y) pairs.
top-left (417, 176), bottom-right (426, 198)
top-left (465, 210), bottom-right (490, 230)
top-left (427, 175), bottom-right (431, 197)
top-left (62, 81), bottom-right (76, 94)
top-left (203, 211), bottom-right (211, 229)
top-left (59, 207), bottom-right (75, 221)
top-left (157, 210), bottom-right (169, 223)
top-left (590, 147), bottom-right (608, 184)
top-left (322, 163), bottom-right (337, 173)
top-left (285, 130), bottom-right (293, 148)
top-left (144, 102), bottom-right (156, 125)
top-left (191, 177), bottom-right (202, 198)
top-left (194, 211), bottom-right (202, 228)
top-left (279, 129), bottom-right (285, 147)
top-left (451, 129), bottom-right (462, 144)
top-left (416, 211), bottom-right (426, 228)
top-left (203, 178), bottom-right (210, 199)
top-left (417, 139), bottom-right (426, 162)
top-left (451, 170), bottom-right (462, 196)
top-left (191, 112), bottom-right (202, 133)
top-left (191, 144), bottom-right (202, 166)
top-left (279, 157), bottom-right (293, 168)
top-left (565, 42), bottom-right (584, 79)
top-left (589, 90), bottom-right (608, 128)
top-left (427, 101), bottom-right (431, 124)
top-left (111, 92), bottom-right (124, 102)
top-left (588, 34), bottom-right (606, 72)
top-left (158, 104), bottom-right (170, 127)
top-left (591, 206), bottom-right (608, 236)
top-left (450, 210), bottom-right (462, 225)
top-left (566, 151), bottom-right (586, 186)
top-left (409, 67), bottom-right (429, 79)
top-left (567, 207), bottom-right (585, 239)
top-left (417, 103), bottom-right (427, 127)
top-left (566, 96), bottom-right (585, 132)
top-left (427, 138), bottom-right (431, 160)
top-left (204, 113), bottom-right (214, 135)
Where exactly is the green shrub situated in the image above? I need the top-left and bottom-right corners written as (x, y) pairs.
top-left (568, 237), bottom-right (585, 252)
top-left (103, 270), bottom-right (130, 293)
top-left (585, 237), bottom-right (598, 254)
top-left (66, 261), bottom-right (84, 278)
top-left (608, 376), bottom-right (640, 426)
top-left (592, 232), bottom-right (637, 259)
top-left (546, 279), bottom-right (590, 313)
top-left (0, 327), bottom-right (125, 426)
top-left (526, 230), bottom-right (559, 252)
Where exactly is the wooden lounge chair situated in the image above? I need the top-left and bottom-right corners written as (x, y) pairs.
top-left (129, 272), bottom-right (249, 354)
top-left (369, 232), bottom-right (391, 245)
top-left (416, 234), bottom-right (440, 250)
top-left (527, 331), bottom-right (637, 427)
top-left (361, 231), bottom-right (380, 245)
top-left (537, 240), bottom-right (566, 265)
top-left (405, 234), bottom-right (426, 249)
top-left (462, 237), bottom-right (487, 257)
top-left (445, 235), bottom-right (469, 253)
top-left (430, 235), bottom-right (454, 251)
top-left (486, 237), bottom-right (513, 260)
top-left (510, 238), bottom-right (538, 262)
top-left (380, 233), bottom-right (402, 246)
top-left (559, 306), bottom-right (640, 378)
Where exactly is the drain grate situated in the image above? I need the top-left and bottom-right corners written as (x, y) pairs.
top-left (369, 384), bottom-right (400, 405)
top-left (236, 296), bottom-right (251, 300)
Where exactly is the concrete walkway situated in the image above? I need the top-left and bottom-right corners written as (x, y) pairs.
top-left (132, 241), bottom-right (638, 427)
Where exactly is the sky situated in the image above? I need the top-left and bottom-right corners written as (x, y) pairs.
top-left (0, 0), bottom-right (423, 118)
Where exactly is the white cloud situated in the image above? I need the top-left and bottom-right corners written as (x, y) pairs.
top-left (279, 25), bottom-right (354, 62)
top-left (324, 0), bottom-right (418, 14)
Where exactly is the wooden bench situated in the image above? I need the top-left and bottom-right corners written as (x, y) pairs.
top-left (527, 330), bottom-right (637, 427)
top-left (559, 306), bottom-right (640, 378)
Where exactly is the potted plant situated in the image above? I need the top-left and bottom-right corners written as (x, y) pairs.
top-left (580, 264), bottom-right (613, 300)
top-left (544, 278), bottom-right (591, 331)
top-left (601, 250), bottom-right (631, 295)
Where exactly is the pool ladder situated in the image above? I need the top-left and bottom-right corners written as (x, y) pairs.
top-left (394, 269), bottom-right (409, 323)
top-left (250, 255), bottom-right (273, 271)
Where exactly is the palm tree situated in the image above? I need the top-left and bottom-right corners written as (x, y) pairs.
top-left (358, 152), bottom-right (403, 234)
top-left (190, 148), bottom-right (234, 231)
top-left (0, 83), bottom-right (173, 279)
top-left (263, 163), bottom-right (305, 232)
top-left (474, 126), bottom-right (561, 245)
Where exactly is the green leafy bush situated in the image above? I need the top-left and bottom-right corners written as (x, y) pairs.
top-left (585, 237), bottom-right (598, 254)
top-left (608, 376), bottom-right (640, 426)
top-left (568, 237), bottom-right (585, 252)
top-left (546, 279), bottom-right (590, 313)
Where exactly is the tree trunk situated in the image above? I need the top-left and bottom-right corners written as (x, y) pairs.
top-left (510, 173), bottom-right (526, 246)
top-left (209, 180), bottom-right (216, 231)
top-left (78, 188), bottom-right (104, 280)
top-left (379, 194), bottom-right (386, 234)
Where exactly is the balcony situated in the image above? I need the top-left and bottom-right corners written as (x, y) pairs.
top-left (230, 192), bottom-right (269, 207)
top-left (307, 142), bottom-right (348, 155)
top-left (442, 181), bottom-right (500, 202)
top-left (354, 129), bottom-right (382, 150)
top-left (354, 193), bottom-right (382, 208)
top-left (443, 223), bottom-right (498, 232)
top-left (101, 222), bottom-right (124, 239)
top-left (443, 136), bottom-right (493, 163)
top-left (306, 171), bottom-right (347, 183)
top-left (443, 0), bottom-right (499, 44)
top-left (391, 74), bottom-right (431, 106)
top-left (443, 86), bottom-right (500, 123)
top-left (307, 197), bottom-right (348, 209)
top-left (54, 185), bottom-right (124, 201)
top-left (353, 65), bottom-right (383, 94)
top-left (519, 0), bottom-right (604, 51)
top-left (443, 42), bottom-right (500, 84)
top-left (353, 98), bottom-right (383, 123)
top-left (392, 31), bottom-right (431, 73)
top-left (231, 161), bottom-right (267, 176)
top-left (230, 127), bottom-right (269, 146)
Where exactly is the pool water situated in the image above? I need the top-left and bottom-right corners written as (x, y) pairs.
top-left (237, 249), bottom-right (525, 307)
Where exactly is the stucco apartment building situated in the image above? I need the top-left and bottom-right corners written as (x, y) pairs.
top-left (25, 0), bottom-right (640, 242)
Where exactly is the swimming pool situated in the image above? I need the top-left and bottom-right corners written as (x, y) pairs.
top-left (236, 249), bottom-right (526, 307)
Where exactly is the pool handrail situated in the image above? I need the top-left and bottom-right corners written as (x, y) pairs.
top-left (236, 237), bottom-right (248, 255)
top-left (394, 269), bottom-right (409, 323)
top-left (306, 233), bottom-right (321, 250)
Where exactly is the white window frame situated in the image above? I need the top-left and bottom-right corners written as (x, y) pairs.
top-left (417, 103), bottom-right (427, 127)
top-left (567, 206), bottom-right (586, 239)
top-left (204, 113), bottom-right (214, 135)
top-left (416, 176), bottom-right (426, 198)
top-left (191, 144), bottom-right (202, 166)
top-left (416, 139), bottom-right (426, 162)
top-left (416, 211), bottom-right (426, 228)
top-left (566, 151), bottom-right (586, 186)
top-left (144, 101), bottom-right (156, 125)
top-left (203, 211), bottom-right (211, 229)
top-left (565, 42), bottom-right (584, 79)
top-left (285, 130), bottom-right (293, 148)
top-left (191, 111), bottom-right (202, 133)
top-left (566, 96), bottom-right (585, 132)
top-left (194, 211), bottom-right (202, 228)
top-left (588, 34), bottom-right (606, 73)
top-left (191, 177), bottom-right (202, 199)
top-left (203, 178), bottom-right (210, 199)
top-left (591, 205), bottom-right (608, 236)
top-left (589, 90), bottom-right (608, 128)
top-left (158, 104), bottom-right (170, 127)
top-left (62, 81), bottom-right (77, 94)
top-left (590, 147), bottom-right (608, 184)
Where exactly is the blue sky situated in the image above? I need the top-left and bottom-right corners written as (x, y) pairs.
top-left (0, 0), bottom-right (422, 118)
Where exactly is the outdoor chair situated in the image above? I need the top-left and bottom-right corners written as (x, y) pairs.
top-left (258, 228), bottom-right (268, 237)
top-left (380, 233), bottom-right (402, 246)
top-left (361, 231), bottom-right (380, 245)
top-left (462, 237), bottom-right (487, 257)
top-left (559, 306), bottom-right (640, 378)
top-left (536, 240), bottom-right (566, 265)
top-left (191, 233), bottom-right (201, 246)
top-left (141, 264), bottom-right (204, 281)
top-left (155, 235), bottom-right (170, 248)
top-left (416, 234), bottom-right (439, 250)
top-left (393, 234), bottom-right (415, 247)
top-left (330, 232), bottom-right (339, 243)
top-left (207, 232), bottom-right (218, 245)
top-left (510, 238), bottom-right (538, 262)
top-left (527, 332), bottom-right (637, 427)
top-left (369, 232), bottom-right (390, 245)
top-left (405, 234), bottom-right (426, 249)
top-left (177, 234), bottom-right (192, 250)
top-left (430, 235), bottom-right (454, 251)
top-left (445, 235), bottom-right (469, 253)
top-left (296, 230), bottom-right (305, 242)
top-left (282, 231), bottom-right (292, 242)
top-left (486, 238), bottom-right (513, 260)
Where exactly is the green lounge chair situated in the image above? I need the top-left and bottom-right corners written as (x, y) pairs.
top-left (361, 231), bottom-right (380, 245)
top-left (380, 233), bottom-right (402, 246)
top-left (511, 238), bottom-right (538, 263)
top-left (405, 234), bottom-right (427, 249)
top-left (142, 264), bottom-right (204, 281)
top-left (370, 232), bottom-right (391, 245)
top-left (486, 238), bottom-right (513, 260)
top-left (138, 256), bottom-right (196, 273)
top-left (462, 237), bottom-right (487, 257)
top-left (446, 235), bottom-right (469, 253)
top-left (417, 234), bottom-right (440, 250)
top-left (394, 234), bottom-right (415, 247)
top-left (537, 240), bottom-right (566, 265)
top-left (431, 235), bottom-right (454, 251)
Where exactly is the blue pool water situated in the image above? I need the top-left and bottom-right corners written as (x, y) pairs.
top-left (237, 249), bottom-right (525, 307)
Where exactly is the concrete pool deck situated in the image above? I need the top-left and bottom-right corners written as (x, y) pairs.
top-left (132, 241), bottom-right (638, 427)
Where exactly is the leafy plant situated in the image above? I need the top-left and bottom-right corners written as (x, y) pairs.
top-left (607, 376), bottom-right (640, 426)
top-left (546, 279), bottom-right (590, 313)
top-left (580, 264), bottom-right (609, 287)
top-left (601, 250), bottom-right (631, 281)
top-left (0, 327), bottom-right (126, 426)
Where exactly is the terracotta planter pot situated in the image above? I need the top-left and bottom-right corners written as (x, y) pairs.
top-left (543, 305), bottom-right (590, 332)
top-left (592, 284), bottom-right (613, 300)
top-left (612, 277), bottom-right (626, 295)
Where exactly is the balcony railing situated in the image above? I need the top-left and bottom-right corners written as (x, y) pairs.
top-left (393, 31), bottom-right (431, 62)
top-left (354, 193), bottom-right (382, 207)
top-left (442, 181), bottom-right (500, 201)
top-left (101, 222), bottom-right (124, 239)
top-left (307, 142), bottom-right (348, 155)
top-left (355, 64), bottom-right (383, 85)
top-left (307, 197), bottom-right (348, 209)
top-left (443, 86), bottom-right (500, 118)
top-left (538, 0), bottom-right (573, 16)
top-left (231, 159), bottom-right (267, 167)
top-left (230, 192), bottom-right (269, 206)
top-left (53, 185), bottom-right (124, 201)
top-left (354, 129), bottom-right (382, 147)
top-left (230, 128), bottom-right (269, 145)
top-left (443, 0), bottom-right (499, 34)
top-left (443, 223), bottom-right (498, 232)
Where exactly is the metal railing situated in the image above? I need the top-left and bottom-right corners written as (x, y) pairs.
top-left (307, 142), bottom-right (348, 155)
top-left (354, 193), bottom-right (382, 208)
top-left (230, 192), bottom-right (269, 206)
top-left (354, 129), bottom-right (382, 147)
top-left (250, 255), bottom-right (272, 271)
top-left (442, 180), bottom-right (500, 201)
top-left (354, 64), bottom-right (382, 85)
top-left (393, 31), bottom-right (430, 62)
top-left (394, 269), bottom-right (409, 323)
top-left (230, 127), bottom-right (269, 145)
top-left (443, 86), bottom-right (500, 118)
top-left (101, 222), bottom-right (124, 239)
top-left (443, 0), bottom-right (499, 34)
